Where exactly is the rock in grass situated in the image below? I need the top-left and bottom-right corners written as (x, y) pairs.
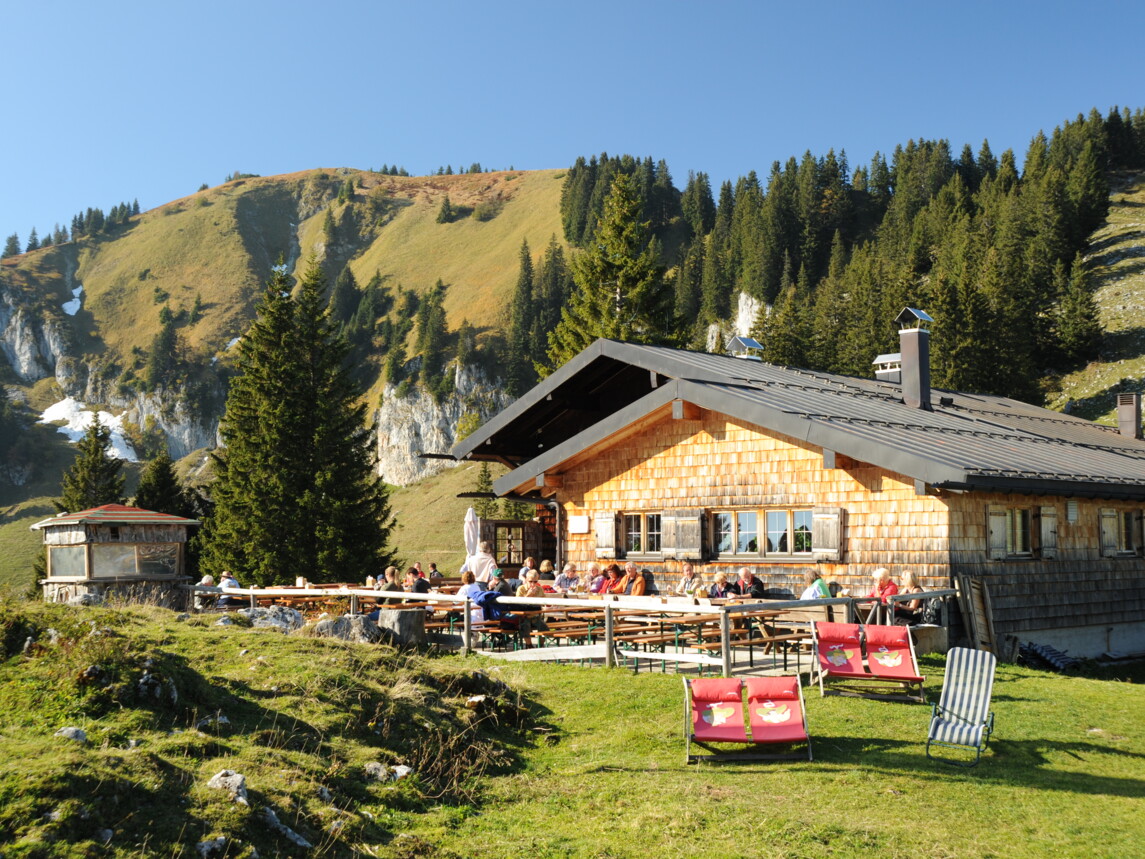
top-left (196, 836), bottom-right (226, 857)
top-left (312, 615), bottom-right (383, 644)
top-left (364, 762), bottom-right (389, 781)
top-left (261, 807), bottom-right (312, 849)
top-left (55, 726), bottom-right (87, 744)
top-left (239, 606), bottom-right (304, 631)
top-left (207, 770), bottom-right (249, 805)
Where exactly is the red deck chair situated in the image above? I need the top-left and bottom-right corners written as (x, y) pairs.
top-left (863, 623), bottom-right (926, 703)
top-left (811, 621), bottom-right (867, 696)
top-left (684, 677), bottom-right (748, 762)
top-left (745, 676), bottom-right (812, 760)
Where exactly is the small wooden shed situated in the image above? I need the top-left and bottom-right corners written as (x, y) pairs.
top-left (33, 504), bottom-right (199, 607)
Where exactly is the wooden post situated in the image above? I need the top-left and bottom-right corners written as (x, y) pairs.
top-left (463, 597), bottom-right (473, 654)
top-left (720, 609), bottom-right (732, 677)
top-left (605, 603), bottom-right (615, 668)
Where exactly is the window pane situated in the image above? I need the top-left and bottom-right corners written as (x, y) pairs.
top-left (792, 511), bottom-right (813, 553)
top-left (91, 543), bottom-right (136, 578)
top-left (766, 511), bottom-right (788, 554)
top-left (624, 514), bottom-right (642, 553)
top-left (1007, 510), bottom-right (1030, 554)
top-left (737, 512), bottom-right (758, 553)
top-left (138, 543), bottom-right (178, 576)
top-left (49, 545), bottom-right (85, 577)
top-left (1121, 512), bottom-right (1135, 551)
top-left (646, 514), bottom-right (662, 553)
top-left (715, 513), bottom-right (733, 554)
top-left (495, 525), bottom-right (522, 566)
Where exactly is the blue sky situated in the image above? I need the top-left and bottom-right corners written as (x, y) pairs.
top-left (2, 0), bottom-right (1142, 245)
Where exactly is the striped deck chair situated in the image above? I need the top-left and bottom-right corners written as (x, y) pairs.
top-left (684, 677), bottom-right (748, 762)
top-left (863, 624), bottom-right (926, 703)
top-left (927, 647), bottom-right (997, 767)
top-left (810, 621), bottom-right (867, 696)
top-left (745, 676), bottom-right (812, 761)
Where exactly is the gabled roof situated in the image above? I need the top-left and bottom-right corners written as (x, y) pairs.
top-left (452, 339), bottom-right (1145, 502)
top-left (31, 504), bottom-right (200, 531)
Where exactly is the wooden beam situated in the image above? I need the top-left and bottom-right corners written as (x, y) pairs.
top-left (535, 473), bottom-right (563, 489)
top-left (672, 399), bottom-right (701, 420)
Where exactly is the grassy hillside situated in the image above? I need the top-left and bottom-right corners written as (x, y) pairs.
top-left (1047, 171), bottom-right (1145, 422)
top-left (0, 598), bottom-right (1142, 857)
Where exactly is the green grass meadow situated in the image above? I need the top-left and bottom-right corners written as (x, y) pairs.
top-left (0, 597), bottom-right (1141, 858)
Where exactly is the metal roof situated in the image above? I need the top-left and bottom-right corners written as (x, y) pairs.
top-left (455, 339), bottom-right (1145, 501)
top-left (31, 504), bottom-right (200, 531)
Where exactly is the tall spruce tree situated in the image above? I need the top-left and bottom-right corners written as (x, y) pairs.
top-left (543, 173), bottom-right (676, 374)
top-left (133, 450), bottom-right (196, 518)
top-left (201, 259), bottom-right (396, 585)
top-left (56, 415), bottom-right (126, 513)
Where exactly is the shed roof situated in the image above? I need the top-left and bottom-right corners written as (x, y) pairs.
top-left (31, 504), bottom-right (200, 531)
top-left (451, 339), bottom-right (1145, 502)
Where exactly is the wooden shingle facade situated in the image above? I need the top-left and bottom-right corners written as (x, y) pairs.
top-left (453, 336), bottom-right (1145, 657)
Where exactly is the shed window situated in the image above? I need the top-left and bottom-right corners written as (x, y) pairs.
top-left (1006, 509), bottom-right (1031, 555)
top-left (49, 545), bottom-right (86, 578)
top-left (988, 507), bottom-right (1034, 559)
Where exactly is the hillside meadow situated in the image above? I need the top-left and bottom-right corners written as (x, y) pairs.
top-left (0, 599), bottom-right (1141, 858)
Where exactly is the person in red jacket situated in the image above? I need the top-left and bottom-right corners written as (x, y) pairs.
top-left (868, 568), bottom-right (899, 603)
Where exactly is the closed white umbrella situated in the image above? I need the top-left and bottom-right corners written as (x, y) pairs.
top-left (462, 507), bottom-right (479, 571)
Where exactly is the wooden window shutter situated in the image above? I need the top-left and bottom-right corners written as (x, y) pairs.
top-left (987, 508), bottom-right (1007, 560)
top-left (1136, 510), bottom-right (1145, 557)
top-left (811, 507), bottom-right (844, 561)
top-left (672, 509), bottom-right (704, 560)
top-left (660, 512), bottom-right (678, 559)
top-left (1099, 508), bottom-right (1118, 557)
top-left (594, 512), bottom-right (618, 559)
top-left (1038, 506), bottom-right (1057, 559)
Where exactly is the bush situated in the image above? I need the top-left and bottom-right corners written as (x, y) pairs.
top-left (472, 199), bottom-right (503, 222)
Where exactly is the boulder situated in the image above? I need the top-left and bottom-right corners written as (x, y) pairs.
top-left (312, 615), bottom-right (384, 644)
top-left (238, 606), bottom-right (304, 632)
top-left (372, 608), bottom-right (427, 647)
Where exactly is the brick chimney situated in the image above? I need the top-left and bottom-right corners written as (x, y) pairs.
top-left (895, 308), bottom-right (933, 411)
top-left (1117, 392), bottom-right (1142, 439)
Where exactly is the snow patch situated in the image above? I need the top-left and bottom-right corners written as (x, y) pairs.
top-left (62, 285), bottom-right (83, 316)
top-left (226, 337), bottom-right (240, 350)
top-left (38, 397), bottom-right (138, 462)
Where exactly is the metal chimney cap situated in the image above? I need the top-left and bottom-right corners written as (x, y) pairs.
top-left (872, 352), bottom-right (902, 366)
top-left (895, 307), bottom-right (933, 330)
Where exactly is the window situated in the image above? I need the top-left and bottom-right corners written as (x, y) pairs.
top-left (1100, 508), bottom-right (1141, 557)
top-left (714, 508), bottom-right (812, 557)
top-left (623, 513), bottom-right (662, 556)
top-left (987, 506), bottom-right (1034, 559)
top-left (1006, 509), bottom-right (1031, 555)
top-left (494, 523), bottom-right (525, 567)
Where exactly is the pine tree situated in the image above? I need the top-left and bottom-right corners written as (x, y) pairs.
top-left (133, 451), bottom-right (195, 518)
top-left (473, 462), bottom-right (499, 519)
top-left (201, 259), bottom-right (397, 585)
top-left (505, 239), bottom-right (536, 395)
top-left (543, 173), bottom-right (676, 374)
top-left (328, 266), bottom-right (361, 326)
top-left (437, 194), bottom-right (454, 224)
top-left (25, 228), bottom-right (39, 252)
top-left (1057, 254), bottom-right (1102, 364)
top-left (55, 415), bottom-right (126, 513)
top-left (2, 233), bottom-right (19, 258)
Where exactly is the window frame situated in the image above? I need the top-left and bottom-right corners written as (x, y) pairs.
top-left (710, 507), bottom-right (815, 560)
top-left (621, 512), bottom-right (663, 559)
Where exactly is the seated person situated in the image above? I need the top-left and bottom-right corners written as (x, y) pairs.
top-left (868, 568), bottom-right (899, 603)
top-left (457, 570), bottom-right (485, 622)
top-left (405, 568), bottom-right (431, 594)
top-left (894, 569), bottom-right (924, 623)
top-left (514, 570), bottom-right (550, 638)
top-left (578, 564), bottom-right (599, 593)
top-left (554, 562), bottom-right (580, 593)
top-left (674, 562), bottom-right (703, 597)
top-left (708, 573), bottom-right (734, 600)
top-left (594, 564), bottom-right (623, 594)
top-left (194, 574), bottom-right (217, 610)
top-left (731, 566), bottom-right (766, 599)
top-left (428, 563), bottom-right (444, 582)
top-left (618, 562), bottom-right (646, 596)
top-left (537, 559), bottom-right (557, 581)
top-left (217, 571), bottom-right (242, 607)
top-left (490, 568), bottom-right (514, 596)
top-left (799, 569), bottom-right (831, 600)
